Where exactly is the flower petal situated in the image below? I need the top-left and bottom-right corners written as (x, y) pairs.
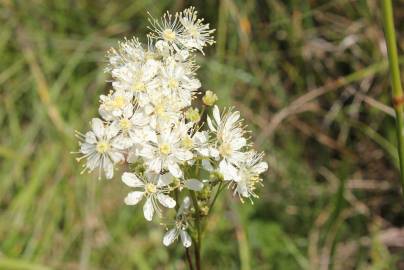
top-left (178, 196), bottom-right (191, 216)
top-left (254, 161), bottom-right (268, 174)
top-left (213, 105), bottom-right (221, 125)
top-left (219, 160), bottom-right (238, 181)
top-left (85, 131), bottom-right (97, 144)
top-left (122, 172), bottom-right (144, 188)
top-left (103, 158), bottom-right (114, 179)
top-left (207, 116), bottom-right (216, 132)
top-left (163, 228), bottom-right (178, 247)
top-left (157, 173), bottom-right (173, 187)
top-left (167, 162), bottom-right (182, 178)
top-left (143, 198), bottom-right (154, 221)
top-left (180, 230), bottom-right (192, 248)
top-left (185, 179), bottom-right (204, 191)
top-left (91, 118), bottom-right (104, 138)
top-left (157, 194), bottom-right (176, 208)
top-left (124, 191), bottom-right (144, 205)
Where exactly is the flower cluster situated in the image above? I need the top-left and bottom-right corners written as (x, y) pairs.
top-left (76, 7), bottom-right (268, 248)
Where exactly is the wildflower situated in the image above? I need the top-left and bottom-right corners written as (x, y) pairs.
top-left (111, 107), bottom-right (150, 149)
top-left (99, 90), bottom-right (133, 121)
top-left (106, 37), bottom-right (145, 69)
top-left (122, 172), bottom-right (176, 221)
top-left (77, 118), bottom-right (124, 179)
top-left (148, 11), bottom-right (185, 50)
top-left (207, 106), bottom-right (248, 180)
top-left (232, 151), bottom-right (268, 201)
top-left (75, 7), bottom-right (268, 256)
top-left (160, 59), bottom-right (201, 107)
top-left (111, 59), bottom-right (161, 106)
top-left (179, 6), bottom-right (215, 54)
top-left (139, 125), bottom-right (193, 178)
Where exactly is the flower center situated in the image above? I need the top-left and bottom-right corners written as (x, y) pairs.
top-left (188, 26), bottom-right (199, 37)
top-left (159, 143), bottom-right (171, 155)
top-left (154, 103), bottom-right (165, 116)
top-left (219, 143), bottom-right (232, 157)
top-left (109, 96), bottom-right (125, 109)
top-left (96, 140), bottom-right (110, 154)
top-left (132, 81), bottom-right (146, 92)
top-left (119, 118), bottom-right (132, 131)
top-left (168, 78), bottom-right (179, 89)
top-left (181, 136), bottom-right (193, 149)
top-left (145, 183), bottom-right (157, 194)
top-left (162, 29), bottom-right (176, 42)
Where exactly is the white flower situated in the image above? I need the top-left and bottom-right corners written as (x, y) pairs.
top-left (99, 90), bottom-right (133, 121)
top-left (160, 59), bottom-right (201, 108)
top-left (77, 118), bottom-right (124, 179)
top-left (111, 59), bottom-right (161, 106)
top-left (148, 11), bottom-right (185, 51)
top-left (179, 6), bottom-right (215, 54)
top-left (139, 125), bottom-right (193, 178)
top-left (207, 106), bottom-right (248, 180)
top-left (175, 119), bottom-right (211, 157)
top-left (163, 196), bottom-right (192, 247)
top-left (232, 151), bottom-right (268, 201)
top-left (122, 172), bottom-right (176, 221)
top-left (106, 37), bottom-right (145, 69)
top-left (111, 107), bottom-right (151, 149)
top-left (143, 91), bottom-right (183, 130)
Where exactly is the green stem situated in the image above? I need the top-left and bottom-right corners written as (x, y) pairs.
top-left (190, 191), bottom-right (202, 270)
top-left (381, 0), bottom-right (404, 197)
top-left (208, 182), bottom-right (224, 216)
top-left (185, 247), bottom-right (195, 270)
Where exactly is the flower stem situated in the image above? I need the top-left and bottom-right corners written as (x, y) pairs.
top-left (190, 191), bottom-right (202, 270)
top-left (185, 247), bottom-right (195, 270)
top-left (381, 0), bottom-right (404, 197)
top-left (208, 182), bottom-right (224, 216)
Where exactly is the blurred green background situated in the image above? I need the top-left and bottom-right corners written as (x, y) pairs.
top-left (1, 0), bottom-right (404, 269)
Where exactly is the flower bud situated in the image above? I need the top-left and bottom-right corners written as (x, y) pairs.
top-left (185, 107), bottom-right (201, 123)
top-left (202, 90), bottom-right (218, 106)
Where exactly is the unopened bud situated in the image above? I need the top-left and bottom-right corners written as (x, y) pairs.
top-left (202, 90), bottom-right (218, 106)
top-left (185, 107), bottom-right (201, 123)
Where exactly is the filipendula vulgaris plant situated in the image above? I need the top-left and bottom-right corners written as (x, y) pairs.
top-left (75, 7), bottom-right (268, 269)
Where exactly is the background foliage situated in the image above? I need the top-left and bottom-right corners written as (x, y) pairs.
top-left (1, 0), bottom-right (404, 269)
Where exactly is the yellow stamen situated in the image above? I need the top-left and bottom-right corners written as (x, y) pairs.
top-left (159, 143), bottom-right (171, 155)
top-left (219, 143), bottom-right (232, 157)
top-left (162, 29), bottom-right (176, 42)
top-left (119, 118), bottom-right (132, 131)
top-left (145, 183), bottom-right (157, 194)
top-left (96, 141), bottom-right (110, 153)
top-left (168, 78), bottom-right (179, 89)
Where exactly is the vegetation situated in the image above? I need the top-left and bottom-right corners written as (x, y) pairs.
top-left (1, 0), bottom-right (404, 269)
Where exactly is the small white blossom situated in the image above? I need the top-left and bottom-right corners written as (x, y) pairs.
top-left (111, 107), bottom-right (151, 149)
top-left (179, 6), bottom-right (215, 54)
top-left (139, 125), bottom-right (193, 178)
top-left (77, 118), bottom-right (124, 179)
top-left (148, 11), bottom-right (185, 51)
top-left (207, 106), bottom-right (248, 180)
top-left (232, 151), bottom-right (268, 201)
top-left (99, 90), bottom-right (133, 121)
top-left (122, 172), bottom-right (176, 221)
top-left (160, 59), bottom-right (201, 108)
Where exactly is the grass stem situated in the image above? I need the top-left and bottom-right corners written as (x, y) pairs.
top-left (381, 0), bottom-right (404, 197)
